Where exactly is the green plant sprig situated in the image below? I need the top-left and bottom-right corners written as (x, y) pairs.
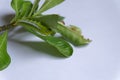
top-left (0, 0), bottom-right (91, 71)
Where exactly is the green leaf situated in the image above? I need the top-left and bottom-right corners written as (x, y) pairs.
top-left (20, 1), bottom-right (33, 18)
top-left (29, 0), bottom-right (41, 16)
top-left (17, 20), bottom-right (41, 34)
top-left (18, 21), bottom-right (73, 57)
top-left (11, 0), bottom-right (24, 15)
top-left (28, 19), bottom-right (55, 35)
top-left (18, 19), bottom-right (55, 35)
top-left (69, 25), bottom-right (82, 34)
top-left (41, 36), bottom-right (73, 57)
top-left (56, 23), bottom-right (91, 45)
top-left (31, 14), bottom-right (64, 28)
top-left (0, 31), bottom-right (11, 71)
top-left (34, 0), bottom-right (64, 15)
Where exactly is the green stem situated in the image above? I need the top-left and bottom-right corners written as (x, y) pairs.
top-left (29, 0), bottom-right (41, 17)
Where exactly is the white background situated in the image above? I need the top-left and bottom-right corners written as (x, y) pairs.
top-left (0, 0), bottom-right (120, 80)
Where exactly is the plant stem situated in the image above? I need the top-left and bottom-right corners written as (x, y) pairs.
top-left (0, 23), bottom-right (16, 32)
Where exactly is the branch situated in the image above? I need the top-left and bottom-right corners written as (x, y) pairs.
top-left (0, 23), bottom-right (16, 32)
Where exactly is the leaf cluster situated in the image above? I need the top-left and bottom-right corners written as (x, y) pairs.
top-left (0, 0), bottom-right (91, 71)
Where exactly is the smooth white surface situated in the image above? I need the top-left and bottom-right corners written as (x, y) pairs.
top-left (0, 0), bottom-right (120, 80)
